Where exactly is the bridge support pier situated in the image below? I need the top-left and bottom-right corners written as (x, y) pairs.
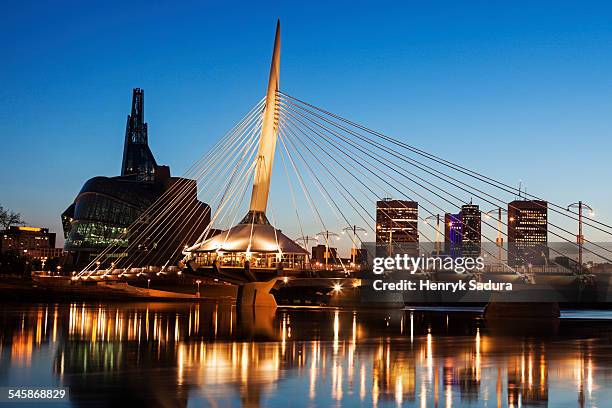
top-left (236, 279), bottom-right (278, 309)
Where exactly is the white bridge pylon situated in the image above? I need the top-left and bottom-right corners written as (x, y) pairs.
top-left (182, 20), bottom-right (310, 279)
top-left (249, 19), bottom-right (281, 214)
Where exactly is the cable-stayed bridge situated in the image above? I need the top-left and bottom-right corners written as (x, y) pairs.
top-left (68, 21), bottom-right (612, 307)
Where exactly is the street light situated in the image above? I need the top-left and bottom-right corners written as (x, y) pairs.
top-left (567, 201), bottom-right (594, 275)
top-left (295, 235), bottom-right (317, 250)
top-left (423, 214), bottom-right (442, 254)
top-left (295, 235), bottom-right (317, 268)
top-left (316, 231), bottom-right (340, 270)
top-left (484, 208), bottom-right (508, 246)
top-left (342, 225), bottom-right (367, 266)
top-left (484, 208), bottom-right (508, 265)
top-left (195, 279), bottom-right (202, 295)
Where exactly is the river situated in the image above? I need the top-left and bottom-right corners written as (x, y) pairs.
top-left (0, 302), bottom-right (611, 407)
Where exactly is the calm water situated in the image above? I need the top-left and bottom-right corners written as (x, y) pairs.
top-left (1, 303), bottom-right (612, 407)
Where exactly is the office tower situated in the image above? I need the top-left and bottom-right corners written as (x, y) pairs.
top-left (507, 200), bottom-right (548, 266)
top-left (0, 225), bottom-right (65, 259)
top-left (311, 244), bottom-right (339, 267)
top-left (444, 212), bottom-right (462, 258)
top-left (376, 199), bottom-right (418, 256)
top-left (443, 204), bottom-right (481, 258)
top-left (461, 203), bottom-right (481, 258)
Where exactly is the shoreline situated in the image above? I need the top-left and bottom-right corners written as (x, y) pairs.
top-left (2, 277), bottom-right (612, 311)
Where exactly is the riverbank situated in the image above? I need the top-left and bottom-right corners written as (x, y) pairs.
top-left (0, 278), bottom-right (236, 302)
top-left (2, 277), bottom-right (612, 310)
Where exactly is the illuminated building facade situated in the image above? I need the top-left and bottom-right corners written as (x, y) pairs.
top-left (376, 199), bottom-right (419, 243)
top-left (444, 213), bottom-right (462, 258)
top-left (376, 199), bottom-right (419, 256)
top-left (507, 199), bottom-right (548, 266)
top-left (0, 226), bottom-right (57, 256)
top-left (62, 88), bottom-right (210, 267)
top-left (443, 204), bottom-right (482, 259)
top-left (311, 244), bottom-right (339, 266)
top-left (460, 203), bottom-right (481, 258)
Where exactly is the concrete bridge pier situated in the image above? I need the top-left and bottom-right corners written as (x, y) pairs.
top-left (236, 279), bottom-right (278, 309)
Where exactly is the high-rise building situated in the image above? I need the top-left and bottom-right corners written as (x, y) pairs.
top-left (444, 212), bottom-right (463, 257)
top-left (443, 204), bottom-right (481, 258)
top-left (1, 226), bottom-right (55, 253)
top-left (311, 244), bottom-right (339, 267)
top-left (444, 213), bottom-right (462, 244)
top-left (62, 89), bottom-right (211, 267)
top-left (507, 200), bottom-right (548, 266)
top-left (0, 226), bottom-right (65, 261)
top-left (376, 199), bottom-right (418, 256)
top-left (444, 213), bottom-right (462, 258)
top-left (460, 203), bottom-right (481, 258)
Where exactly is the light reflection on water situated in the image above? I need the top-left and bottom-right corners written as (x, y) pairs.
top-left (0, 302), bottom-right (611, 407)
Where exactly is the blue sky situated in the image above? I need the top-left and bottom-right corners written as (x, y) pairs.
top-left (2, 1), bottom-right (612, 245)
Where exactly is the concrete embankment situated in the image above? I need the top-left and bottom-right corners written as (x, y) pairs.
top-left (0, 278), bottom-right (236, 302)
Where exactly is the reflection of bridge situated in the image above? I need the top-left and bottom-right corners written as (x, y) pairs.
top-left (69, 21), bottom-right (612, 308)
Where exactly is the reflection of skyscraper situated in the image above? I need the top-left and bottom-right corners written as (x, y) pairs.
top-left (508, 200), bottom-right (548, 266)
top-left (372, 344), bottom-right (416, 404)
top-left (458, 367), bottom-right (480, 401)
top-left (507, 349), bottom-right (548, 407)
top-left (62, 89), bottom-right (210, 267)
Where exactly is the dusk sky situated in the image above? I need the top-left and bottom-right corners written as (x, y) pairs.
top-left (2, 1), bottom-right (612, 244)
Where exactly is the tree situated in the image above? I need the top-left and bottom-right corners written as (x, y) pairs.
top-left (0, 251), bottom-right (30, 276)
top-left (0, 204), bottom-right (25, 231)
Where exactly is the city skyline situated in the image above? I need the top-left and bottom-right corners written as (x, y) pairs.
top-left (3, 1), bottom-right (612, 245)
top-left (4, 6), bottom-right (612, 408)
